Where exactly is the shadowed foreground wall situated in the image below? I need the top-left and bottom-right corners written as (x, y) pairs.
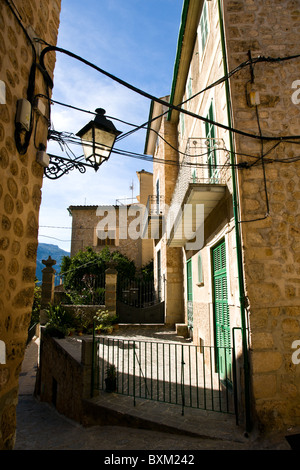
top-left (0, 0), bottom-right (61, 449)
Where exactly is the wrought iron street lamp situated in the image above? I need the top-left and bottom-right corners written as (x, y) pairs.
top-left (76, 108), bottom-right (122, 170)
top-left (43, 108), bottom-right (122, 179)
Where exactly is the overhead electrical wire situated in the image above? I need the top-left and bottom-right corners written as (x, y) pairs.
top-left (5, 0), bottom-right (38, 154)
top-left (47, 123), bottom-right (299, 174)
top-left (37, 41), bottom-right (300, 143)
top-left (34, 38), bottom-right (300, 228)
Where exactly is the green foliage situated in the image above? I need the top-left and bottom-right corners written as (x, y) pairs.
top-left (30, 279), bottom-right (41, 328)
top-left (60, 246), bottom-right (136, 305)
top-left (44, 304), bottom-right (79, 337)
top-left (140, 259), bottom-right (154, 281)
top-left (44, 303), bottom-right (119, 337)
top-left (94, 309), bottom-right (118, 333)
top-left (61, 247), bottom-right (105, 290)
top-left (67, 281), bottom-right (105, 306)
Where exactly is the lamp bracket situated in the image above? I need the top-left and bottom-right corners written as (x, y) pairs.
top-left (44, 153), bottom-right (97, 179)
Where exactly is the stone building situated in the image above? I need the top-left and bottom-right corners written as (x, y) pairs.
top-left (144, 0), bottom-right (300, 433)
top-left (0, 0), bottom-right (61, 449)
top-left (68, 170), bottom-right (153, 270)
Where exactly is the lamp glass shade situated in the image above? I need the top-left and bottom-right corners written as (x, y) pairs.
top-left (76, 109), bottom-right (121, 168)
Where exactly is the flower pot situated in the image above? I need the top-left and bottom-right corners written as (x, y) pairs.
top-left (105, 377), bottom-right (117, 393)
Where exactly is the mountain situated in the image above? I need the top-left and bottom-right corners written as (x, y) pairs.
top-left (36, 243), bottom-right (70, 285)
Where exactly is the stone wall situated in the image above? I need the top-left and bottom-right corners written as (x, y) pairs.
top-left (223, 0), bottom-right (300, 431)
top-left (0, 0), bottom-right (61, 449)
top-left (69, 205), bottom-right (153, 270)
top-left (37, 331), bottom-right (94, 424)
top-left (153, 115), bottom-right (184, 325)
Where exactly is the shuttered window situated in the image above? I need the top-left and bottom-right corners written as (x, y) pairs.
top-left (213, 241), bottom-right (230, 347)
top-left (199, 1), bottom-right (209, 54)
top-left (212, 240), bottom-right (232, 382)
top-left (198, 253), bottom-right (203, 284)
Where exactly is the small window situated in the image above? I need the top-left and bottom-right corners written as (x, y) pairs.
top-left (97, 229), bottom-right (116, 246)
top-left (197, 253), bottom-right (204, 285)
top-left (156, 178), bottom-right (160, 214)
top-left (205, 101), bottom-right (218, 181)
top-left (187, 75), bottom-right (193, 100)
top-left (97, 237), bottom-right (115, 247)
top-left (0, 340), bottom-right (6, 364)
top-left (198, 1), bottom-right (209, 56)
top-left (179, 110), bottom-right (185, 136)
top-left (192, 169), bottom-right (197, 183)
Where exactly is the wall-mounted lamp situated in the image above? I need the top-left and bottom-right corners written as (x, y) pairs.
top-left (42, 108), bottom-right (122, 179)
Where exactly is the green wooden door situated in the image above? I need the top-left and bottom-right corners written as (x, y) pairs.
top-left (186, 259), bottom-right (193, 330)
top-left (212, 240), bottom-right (232, 383)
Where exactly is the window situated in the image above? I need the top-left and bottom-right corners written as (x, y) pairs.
top-left (198, 1), bottom-right (209, 55)
top-left (186, 66), bottom-right (193, 103)
top-left (205, 101), bottom-right (218, 181)
top-left (156, 178), bottom-right (160, 214)
top-left (97, 237), bottom-right (115, 247)
top-left (179, 110), bottom-right (185, 136)
top-left (96, 229), bottom-right (116, 246)
top-left (197, 253), bottom-right (204, 285)
top-left (186, 71), bottom-right (193, 110)
top-left (192, 169), bottom-right (197, 183)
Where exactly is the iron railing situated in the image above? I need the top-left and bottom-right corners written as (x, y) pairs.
top-left (57, 272), bottom-right (105, 305)
top-left (92, 336), bottom-right (237, 416)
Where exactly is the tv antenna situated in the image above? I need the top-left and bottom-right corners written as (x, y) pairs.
top-left (129, 180), bottom-right (134, 202)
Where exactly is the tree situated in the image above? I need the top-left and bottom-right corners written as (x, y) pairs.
top-left (60, 246), bottom-right (136, 300)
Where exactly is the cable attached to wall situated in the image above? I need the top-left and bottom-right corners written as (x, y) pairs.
top-left (4, 0), bottom-right (38, 155)
top-left (238, 50), bottom-right (271, 224)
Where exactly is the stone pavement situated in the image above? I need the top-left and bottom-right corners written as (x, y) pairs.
top-left (15, 327), bottom-right (294, 451)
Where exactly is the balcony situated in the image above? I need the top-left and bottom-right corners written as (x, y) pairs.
top-left (166, 138), bottom-right (229, 248)
top-left (142, 195), bottom-right (165, 239)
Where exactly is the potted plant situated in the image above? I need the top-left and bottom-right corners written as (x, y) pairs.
top-left (105, 364), bottom-right (117, 392)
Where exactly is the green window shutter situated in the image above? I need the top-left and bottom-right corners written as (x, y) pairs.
top-left (192, 169), bottom-right (196, 183)
top-left (200, 2), bottom-right (208, 53)
top-left (212, 240), bottom-right (232, 382)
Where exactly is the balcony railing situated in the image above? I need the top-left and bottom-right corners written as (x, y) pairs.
top-left (183, 137), bottom-right (229, 185)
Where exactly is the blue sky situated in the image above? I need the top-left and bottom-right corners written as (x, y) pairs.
top-left (38, 0), bottom-right (183, 252)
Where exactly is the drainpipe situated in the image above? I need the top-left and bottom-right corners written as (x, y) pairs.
top-left (217, 0), bottom-right (252, 434)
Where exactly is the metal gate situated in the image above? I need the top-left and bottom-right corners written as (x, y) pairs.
top-left (117, 278), bottom-right (164, 323)
top-left (92, 336), bottom-right (238, 417)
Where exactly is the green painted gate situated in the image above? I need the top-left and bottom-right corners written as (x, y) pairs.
top-left (212, 240), bottom-right (232, 384)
